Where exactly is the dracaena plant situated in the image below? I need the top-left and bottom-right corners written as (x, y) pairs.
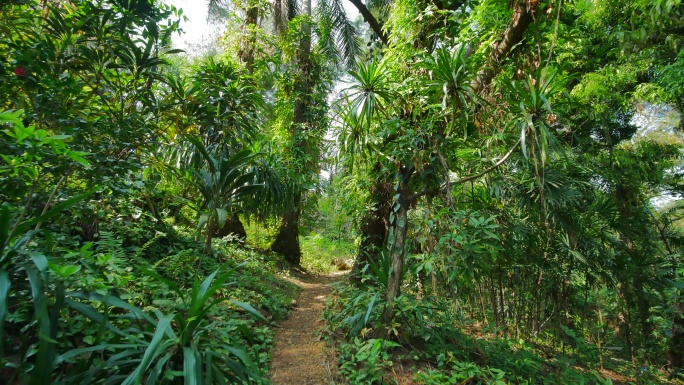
top-left (112, 264), bottom-right (267, 385)
top-left (183, 135), bottom-right (264, 256)
top-left (0, 112), bottom-right (266, 385)
top-left (25, 265), bottom-right (266, 385)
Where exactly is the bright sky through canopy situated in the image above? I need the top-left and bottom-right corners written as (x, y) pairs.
top-left (163, 0), bottom-right (212, 48)
top-left (163, 0), bottom-right (360, 48)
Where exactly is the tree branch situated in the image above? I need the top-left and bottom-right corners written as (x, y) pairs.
top-left (347, 0), bottom-right (388, 45)
top-left (470, 1), bottom-right (539, 94)
top-left (452, 138), bottom-right (521, 185)
top-left (406, 138), bottom-right (521, 203)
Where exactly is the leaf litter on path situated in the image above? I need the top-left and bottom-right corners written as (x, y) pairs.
top-left (269, 272), bottom-right (346, 385)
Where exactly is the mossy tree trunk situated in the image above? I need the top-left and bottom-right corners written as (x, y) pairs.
top-left (271, 193), bottom-right (302, 264)
top-left (271, 0), bottom-right (313, 264)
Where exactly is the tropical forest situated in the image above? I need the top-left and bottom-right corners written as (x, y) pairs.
top-left (1, 0), bottom-right (683, 384)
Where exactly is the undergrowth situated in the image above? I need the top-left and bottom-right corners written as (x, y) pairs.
top-left (300, 234), bottom-right (356, 274)
top-left (2, 195), bottom-right (300, 384)
top-left (244, 219), bottom-right (356, 274)
top-left (322, 278), bottom-right (678, 385)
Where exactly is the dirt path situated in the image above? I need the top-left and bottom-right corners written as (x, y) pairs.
top-left (268, 272), bottom-right (343, 385)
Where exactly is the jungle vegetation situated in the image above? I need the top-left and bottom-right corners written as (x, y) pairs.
top-left (1, 0), bottom-right (683, 383)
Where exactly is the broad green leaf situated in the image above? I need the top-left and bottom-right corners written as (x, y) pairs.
top-left (183, 345), bottom-right (202, 385)
top-left (198, 213), bottom-right (210, 230)
top-left (216, 208), bottom-right (227, 228)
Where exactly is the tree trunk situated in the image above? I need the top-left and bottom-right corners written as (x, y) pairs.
top-left (379, 198), bottom-right (408, 328)
top-left (216, 214), bottom-right (247, 242)
top-left (670, 250), bottom-right (683, 372)
top-left (351, 163), bottom-right (391, 282)
top-left (203, 214), bottom-right (215, 256)
top-left (347, 0), bottom-right (388, 44)
top-left (469, 0), bottom-right (539, 94)
top-left (490, 272), bottom-right (500, 328)
top-left (671, 300), bottom-right (684, 371)
top-left (633, 276), bottom-right (653, 342)
top-left (238, 2), bottom-right (260, 73)
top-left (271, 0), bottom-right (313, 261)
top-left (271, 193), bottom-right (302, 265)
top-left (379, 167), bottom-right (413, 330)
top-left (617, 283), bottom-right (637, 366)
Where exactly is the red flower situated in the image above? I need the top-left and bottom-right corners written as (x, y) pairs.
top-left (14, 67), bottom-right (25, 76)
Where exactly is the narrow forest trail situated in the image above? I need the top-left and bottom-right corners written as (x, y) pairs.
top-left (268, 272), bottom-right (345, 385)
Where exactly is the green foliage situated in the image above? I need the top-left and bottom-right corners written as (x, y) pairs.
top-left (1, 0), bottom-right (183, 189)
top-left (338, 338), bottom-right (400, 385)
top-left (181, 136), bottom-right (264, 254)
top-left (326, 280), bottom-right (617, 384)
top-left (0, 2), bottom-right (301, 383)
top-left (326, 282), bottom-right (383, 337)
top-left (155, 249), bottom-right (205, 286)
top-left (122, 265), bottom-right (266, 385)
top-left (300, 235), bottom-right (356, 274)
top-left (414, 360), bottom-right (508, 385)
top-left (2, 0), bottom-right (684, 383)
top-left (326, 0), bottom-right (683, 382)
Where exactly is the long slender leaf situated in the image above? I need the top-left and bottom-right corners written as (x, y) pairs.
top-left (0, 269), bottom-right (9, 351)
top-left (55, 344), bottom-right (140, 365)
top-left (364, 293), bottom-right (379, 324)
top-left (69, 291), bottom-right (156, 325)
top-left (26, 267), bottom-right (54, 385)
top-left (183, 345), bottom-right (202, 385)
top-left (145, 352), bottom-right (173, 385)
top-left (12, 191), bottom-right (95, 238)
top-left (121, 313), bottom-right (175, 385)
top-left (230, 300), bottom-right (266, 321)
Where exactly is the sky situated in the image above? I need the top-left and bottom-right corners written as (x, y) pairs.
top-left (163, 0), bottom-right (214, 49)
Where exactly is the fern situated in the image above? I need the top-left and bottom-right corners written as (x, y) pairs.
top-left (96, 231), bottom-right (125, 260)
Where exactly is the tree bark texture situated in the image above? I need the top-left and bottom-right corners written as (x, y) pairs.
top-left (379, 167), bottom-right (413, 328)
top-left (238, 2), bottom-right (260, 73)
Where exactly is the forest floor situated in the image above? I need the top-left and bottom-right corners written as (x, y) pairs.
top-left (268, 271), bottom-right (345, 385)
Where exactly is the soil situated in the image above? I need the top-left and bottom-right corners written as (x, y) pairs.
top-left (268, 271), bottom-right (345, 385)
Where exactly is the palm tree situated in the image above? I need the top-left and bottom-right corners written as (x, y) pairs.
top-left (206, 0), bottom-right (362, 263)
